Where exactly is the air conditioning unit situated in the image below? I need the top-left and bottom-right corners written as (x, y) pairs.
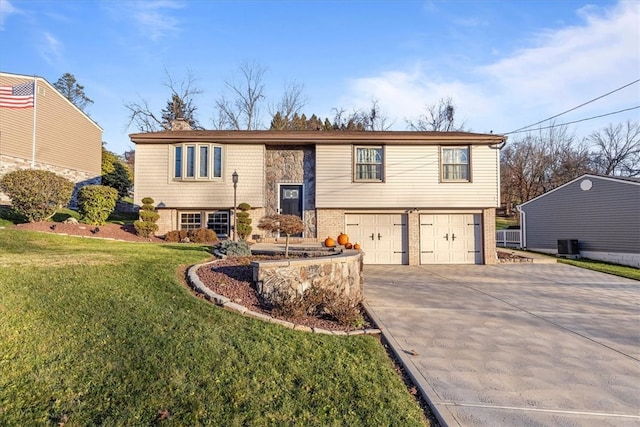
top-left (557, 239), bottom-right (579, 255)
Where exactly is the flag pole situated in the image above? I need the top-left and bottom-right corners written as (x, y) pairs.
top-left (31, 75), bottom-right (37, 168)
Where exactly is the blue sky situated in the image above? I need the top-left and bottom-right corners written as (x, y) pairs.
top-left (1, 0), bottom-right (638, 155)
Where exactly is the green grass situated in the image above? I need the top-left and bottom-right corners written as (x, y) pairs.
top-left (559, 258), bottom-right (640, 281)
top-left (496, 216), bottom-right (518, 230)
top-left (0, 229), bottom-right (428, 426)
top-left (106, 210), bottom-right (139, 225)
top-left (0, 206), bottom-right (138, 226)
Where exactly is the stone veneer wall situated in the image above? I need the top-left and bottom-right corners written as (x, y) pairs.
top-left (265, 146), bottom-right (316, 237)
top-left (0, 154), bottom-right (101, 206)
top-left (251, 251), bottom-right (363, 305)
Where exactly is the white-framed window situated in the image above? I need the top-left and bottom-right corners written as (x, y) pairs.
top-left (354, 146), bottom-right (384, 182)
top-left (441, 146), bottom-right (470, 181)
top-left (173, 144), bottom-right (223, 180)
top-left (206, 211), bottom-right (229, 237)
top-left (179, 212), bottom-right (201, 230)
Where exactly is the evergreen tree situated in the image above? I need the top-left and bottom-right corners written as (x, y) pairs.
top-left (53, 73), bottom-right (93, 112)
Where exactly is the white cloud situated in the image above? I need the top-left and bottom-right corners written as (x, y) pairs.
top-left (39, 31), bottom-right (63, 65)
top-left (113, 0), bottom-right (184, 42)
top-left (0, 0), bottom-right (20, 30)
top-left (341, 1), bottom-right (640, 136)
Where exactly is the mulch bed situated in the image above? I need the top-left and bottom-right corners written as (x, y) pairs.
top-left (12, 221), bottom-right (166, 243)
top-left (196, 256), bottom-right (371, 332)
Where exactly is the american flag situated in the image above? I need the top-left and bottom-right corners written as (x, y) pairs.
top-left (0, 81), bottom-right (35, 108)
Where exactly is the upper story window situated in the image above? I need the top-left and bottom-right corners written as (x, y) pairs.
top-left (354, 146), bottom-right (384, 182)
top-left (441, 146), bottom-right (470, 182)
top-left (173, 144), bottom-right (223, 180)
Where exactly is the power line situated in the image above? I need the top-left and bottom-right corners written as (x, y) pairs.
top-left (503, 78), bottom-right (640, 135)
top-left (503, 105), bottom-right (640, 135)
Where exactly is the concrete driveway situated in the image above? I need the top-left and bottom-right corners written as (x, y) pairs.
top-left (362, 263), bottom-right (640, 426)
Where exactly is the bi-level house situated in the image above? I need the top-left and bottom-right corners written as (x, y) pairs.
top-left (0, 72), bottom-right (102, 203)
top-left (130, 122), bottom-right (506, 265)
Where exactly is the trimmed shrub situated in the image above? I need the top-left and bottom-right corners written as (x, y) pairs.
top-left (236, 202), bottom-right (253, 240)
top-left (188, 228), bottom-right (218, 243)
top-left (0, 169), bottom-right (74, 222)
top-left (214, 240), bottom-right (251, 256)
top-left (139, 210), bottom-right (160, 223)
top-left (134, 196), bottom-right (159, 237)
top-left (77, 185), bottom-right (118, 225)
top-left (165, 230), bottom-right (188, 243)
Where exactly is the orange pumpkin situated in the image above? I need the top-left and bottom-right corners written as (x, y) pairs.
top-left (324, 236), bottom-right (336, 247)
top-left (353, 243), bottom-right (361, 250)
top-left (337, 232), bottom-right (349, 246)
top-left (345, 242), bottom-right (353, 249)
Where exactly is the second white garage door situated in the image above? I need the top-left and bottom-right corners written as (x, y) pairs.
top-left (345, 214), bottom-right (407, 264)
top-left (420, 214), bottom-right (482, 264)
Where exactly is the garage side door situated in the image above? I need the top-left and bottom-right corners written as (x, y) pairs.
top-left (345, 214), bottom-right (407, 264)
top-left (420, 214), bottom-right (482, 264)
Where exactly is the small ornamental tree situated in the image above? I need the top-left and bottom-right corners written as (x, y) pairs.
top-left (77, 185), bottom-right (118, 225)
top-left (257, 214), bottom-right (304, 258)
top-left (134, 197), bottom-right (159, 237)
top-left (236, 202), bottom-right (252, 240)
top-left (0, 169), bottom-right (74, 222)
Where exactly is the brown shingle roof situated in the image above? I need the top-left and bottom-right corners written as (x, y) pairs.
top-left (130, 129), bottom-right (506, 146)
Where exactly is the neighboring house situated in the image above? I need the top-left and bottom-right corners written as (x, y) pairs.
top-left (0, 72), bottom-right (102, 203)
top-left (519, 174), bottom-right (640, 268)
top-left (130, 123), bottom-right (505, 265)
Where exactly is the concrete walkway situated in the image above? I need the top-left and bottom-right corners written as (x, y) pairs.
top-left (363, 263), bottom-right (640, 426)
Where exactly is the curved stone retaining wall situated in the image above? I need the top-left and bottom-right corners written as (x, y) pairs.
top-left (251, 250), bottom-right (363, 304)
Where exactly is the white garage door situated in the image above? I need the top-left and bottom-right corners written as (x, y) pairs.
top-left (345, 214), bottom-right (407, 264)
top-left (420, 214), bottom-right (482, 264)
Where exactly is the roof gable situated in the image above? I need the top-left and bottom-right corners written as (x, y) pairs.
top-left (0, 71), bottom-right (102, 131)
top-left (519, 174), bottom-right (640, 208)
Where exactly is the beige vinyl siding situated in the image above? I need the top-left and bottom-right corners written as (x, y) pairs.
top-left (134, 143), bottom-right (265, 208)
top-left (316, 144), bottom-right (499, 208)
top-left (0, 74), bottom-right (101, 175)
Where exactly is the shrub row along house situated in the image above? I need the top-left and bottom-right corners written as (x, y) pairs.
top-left (0, 72), bottom-right (102, 203)
top-left (130, 120), bottom-right (506, 265)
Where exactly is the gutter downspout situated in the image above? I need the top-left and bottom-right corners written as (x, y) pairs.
top-left (517, 206), bottom-right (525, 249)
top-left (489, 137), bottom-right (507, 216)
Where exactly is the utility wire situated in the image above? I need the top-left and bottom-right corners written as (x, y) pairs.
top-left (503, 78), bottom-right (640, 135)
top-left (503, 105), bottom-right (640, 135)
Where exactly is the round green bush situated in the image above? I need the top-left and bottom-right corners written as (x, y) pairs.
top-left (0, 169), bottom-right (74, 222)
top-left (77, 185), bottom-right (119, 225)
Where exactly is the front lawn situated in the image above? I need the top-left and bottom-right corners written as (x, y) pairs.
top-left (559, 258), bottom-right (640, 281)
top-left (0, 230), bottom-right (428, 426)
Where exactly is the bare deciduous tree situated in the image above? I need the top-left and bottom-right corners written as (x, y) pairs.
top-left (330, 100), bottom-right (392, 131)
top-left (588, 120), bottom-right (640, 177)
top-left (268, 81), bottom-right (307, 129)
top-left (500, 124), bottom-right (592, 213)
top-left (214, 61), bottom-right (267, 130)
top-left (125, 69), bottom-right (202, 132)
top-left (406, 97), bottom-right (464, 131)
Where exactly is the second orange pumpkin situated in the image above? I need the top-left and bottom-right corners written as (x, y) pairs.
top-left (337, 232), bottom-right (349, 246)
